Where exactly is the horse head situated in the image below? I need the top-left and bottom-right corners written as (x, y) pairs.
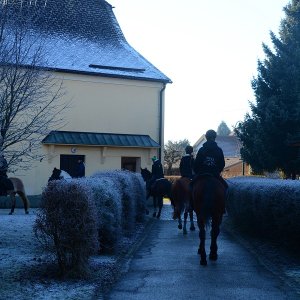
top-left (48, 167), bottom-right (62, 182)
top-left (48, 168), bottom-right (72, 182)
top-left (140, 167), bottom-right (152, 182)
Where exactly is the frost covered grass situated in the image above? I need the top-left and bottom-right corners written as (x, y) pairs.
top-left (0, 208), bottom-right (149, 300)
top-left (34, 170), bottom-right (147, 277)
top-left (227, 176), bottom-right (300, 250)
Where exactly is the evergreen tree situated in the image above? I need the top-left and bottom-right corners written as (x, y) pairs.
top-left (217, 121), bottom-right (231, 136)
top-left (235, 0), bottom-right (300, 177)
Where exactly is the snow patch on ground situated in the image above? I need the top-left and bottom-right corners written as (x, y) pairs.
top-left (0, 208), bottom-right (147, 300)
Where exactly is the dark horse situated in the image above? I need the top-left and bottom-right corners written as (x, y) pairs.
top-left (171, 177), bottom-right (195, 234)
top-left (141, 168), bottom-right (172, 219)
top-left (0, 177), bottom-right (30, 215)
top-left (48, 168), bottom-right (72, 182)
top-left (192, 175), bottom-right (225, 266)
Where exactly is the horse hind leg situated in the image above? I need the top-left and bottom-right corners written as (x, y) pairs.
top-left (152, 196), bottom-right (157, 217)
top-left (183, 211), bottom-right (188, 234)
top-left (209, 218), bottom-right (221, 261)
top-left (189, 208), bottom-right (195, 231)
top-left (156, 196), bottom-right (163, 219)
top-left (197, 219), bottom-right (207, 266)
top-left (8, 192), bottom-right (16, 215)
top-left (17, 191), bottom-right (30, 214)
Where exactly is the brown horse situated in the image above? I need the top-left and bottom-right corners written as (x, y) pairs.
top-left (2, 177), bottom-right (30, 215)
top-left (192, 175), bottom-right (225, 266)
top-left (171, 177), bottom-right (195, 234)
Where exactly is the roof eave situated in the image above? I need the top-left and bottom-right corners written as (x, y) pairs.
top-left (42, 142), bottom-right (160, 148)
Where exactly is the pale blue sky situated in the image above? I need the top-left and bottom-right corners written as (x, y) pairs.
top-left (108, 0), bottom-right (288, 144)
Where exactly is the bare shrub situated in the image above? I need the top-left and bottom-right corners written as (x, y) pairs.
top-left (34, 180), bottom-right (99, 277)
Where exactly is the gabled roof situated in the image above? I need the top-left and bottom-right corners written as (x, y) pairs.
top-left (3, 0), bottom-right (171, 83)
top-left (193, 134), bottom-right (241, 157)
top-left (42, 131), bottom-right (160, 148)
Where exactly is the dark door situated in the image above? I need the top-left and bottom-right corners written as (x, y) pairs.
top-left (60, 155), bottom-right (85, 178)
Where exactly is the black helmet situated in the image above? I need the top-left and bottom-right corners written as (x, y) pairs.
top-left (185, 145), bottom-right (193, 154)
top-left (205, 129), bottom-right (217, 141)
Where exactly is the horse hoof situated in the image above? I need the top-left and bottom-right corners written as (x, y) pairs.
top-left (183, 228), bottom-right (187, 235)
top-left (152, 212), bottom-right (157, 218)
top-left (8, 212), bottom-right (13, 215)
top-left (190, 225), bottom-right (196, 231)
top-left (178, 224), bottom-right (182, 230)
top-left (25, 211), bottom-right (29, 214)
top-left (156, 214), bottom-right (161, 219)
top-left (209, 252), bottom-right (218, 261)
top-left (200, 259), bottom-right (207, 266)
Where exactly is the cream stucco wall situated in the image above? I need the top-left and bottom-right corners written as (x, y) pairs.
top-left (60, 73), bottom-right (164, 141)
top-left (11, 72), bottom-right (166, 195)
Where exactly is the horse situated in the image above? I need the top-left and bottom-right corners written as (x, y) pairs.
top-left (140, 167), bottom-right (172, 219)
top-left (0, 177), bottom-right (30, 215)
top-left (171, 177), bottom-right (195, 234)
top-left (48, 167), bottom-right (72, 182)
top-left (192, 175), bottom-right (225, 266)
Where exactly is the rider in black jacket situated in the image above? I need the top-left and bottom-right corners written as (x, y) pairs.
top-left (179, 145), bottom-right (194, 179)
top-left (151, 156), bottom-right (164, 180)
top-left (193, 129), bottom-right (228, 189)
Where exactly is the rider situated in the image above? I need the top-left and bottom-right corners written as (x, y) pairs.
top-left (147, 156), bottom-right (164, 189)
top-left (193, 129), bottom-right (228, 191)
top-left (0, 153), bottom-right (10, 196)
top-left (179, 145), bottom-right (194, 179)
top-left (151, 155), bottom-right (164, 180)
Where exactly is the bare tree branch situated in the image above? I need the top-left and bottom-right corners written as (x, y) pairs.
top-left (0, 3), bottom-right (69, 172)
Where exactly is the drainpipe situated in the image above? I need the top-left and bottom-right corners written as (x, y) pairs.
top-left (159, 84), bottom-right (166, 160)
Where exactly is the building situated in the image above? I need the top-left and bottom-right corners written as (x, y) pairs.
top-left (193, 134), bottom-right (250, 178)
top-left (2, 0), bottom-right (171, 195)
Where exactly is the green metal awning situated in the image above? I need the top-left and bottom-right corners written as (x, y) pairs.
top-left (42, 131), bottom-right (160, 148)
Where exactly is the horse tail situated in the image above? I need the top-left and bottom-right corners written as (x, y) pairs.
top-left (171, 179), bottom-right (186, 216)
top-left (200, 178), bottom-right (214, 226)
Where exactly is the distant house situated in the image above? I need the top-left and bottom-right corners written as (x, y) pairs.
top-left (3, 0), bottom-right (172, 195)
top-left (193, 134), bottom-right (250, 178)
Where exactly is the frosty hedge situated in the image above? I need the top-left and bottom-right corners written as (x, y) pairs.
top-left (34, 170), bottom-right (147, 276)
top-left (227, 177), bottom-right (300, 249)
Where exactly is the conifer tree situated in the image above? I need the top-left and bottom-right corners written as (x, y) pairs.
top-left (235, 0), bottom-right (300, 177)
top-left (217, 121), bottom-right (231, 136)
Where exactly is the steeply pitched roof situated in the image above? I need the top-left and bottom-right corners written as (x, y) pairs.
top-left (3, 0), bottom-right (171, 83)
top-left (42, 131), bottom-right (160, 148)
top-left (193, 135), bottom-right (241, 157)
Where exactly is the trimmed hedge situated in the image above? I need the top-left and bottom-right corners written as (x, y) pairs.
top-left (34, 170), bottom-right (147, 276)
top-left (227, 177), bottom-right (300, 249)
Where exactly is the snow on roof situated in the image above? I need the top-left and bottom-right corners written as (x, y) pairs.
top-left (2, 0), bottom-right (171, 83)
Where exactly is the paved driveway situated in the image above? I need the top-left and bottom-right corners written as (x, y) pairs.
top-left (106, 205), bottom-right (299, 300)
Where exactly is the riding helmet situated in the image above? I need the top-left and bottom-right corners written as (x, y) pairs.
top-left (185, 145), bottom-right (193, 154)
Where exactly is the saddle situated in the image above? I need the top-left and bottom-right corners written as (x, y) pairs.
top-left (0, 176), bottom-right (14, 196)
